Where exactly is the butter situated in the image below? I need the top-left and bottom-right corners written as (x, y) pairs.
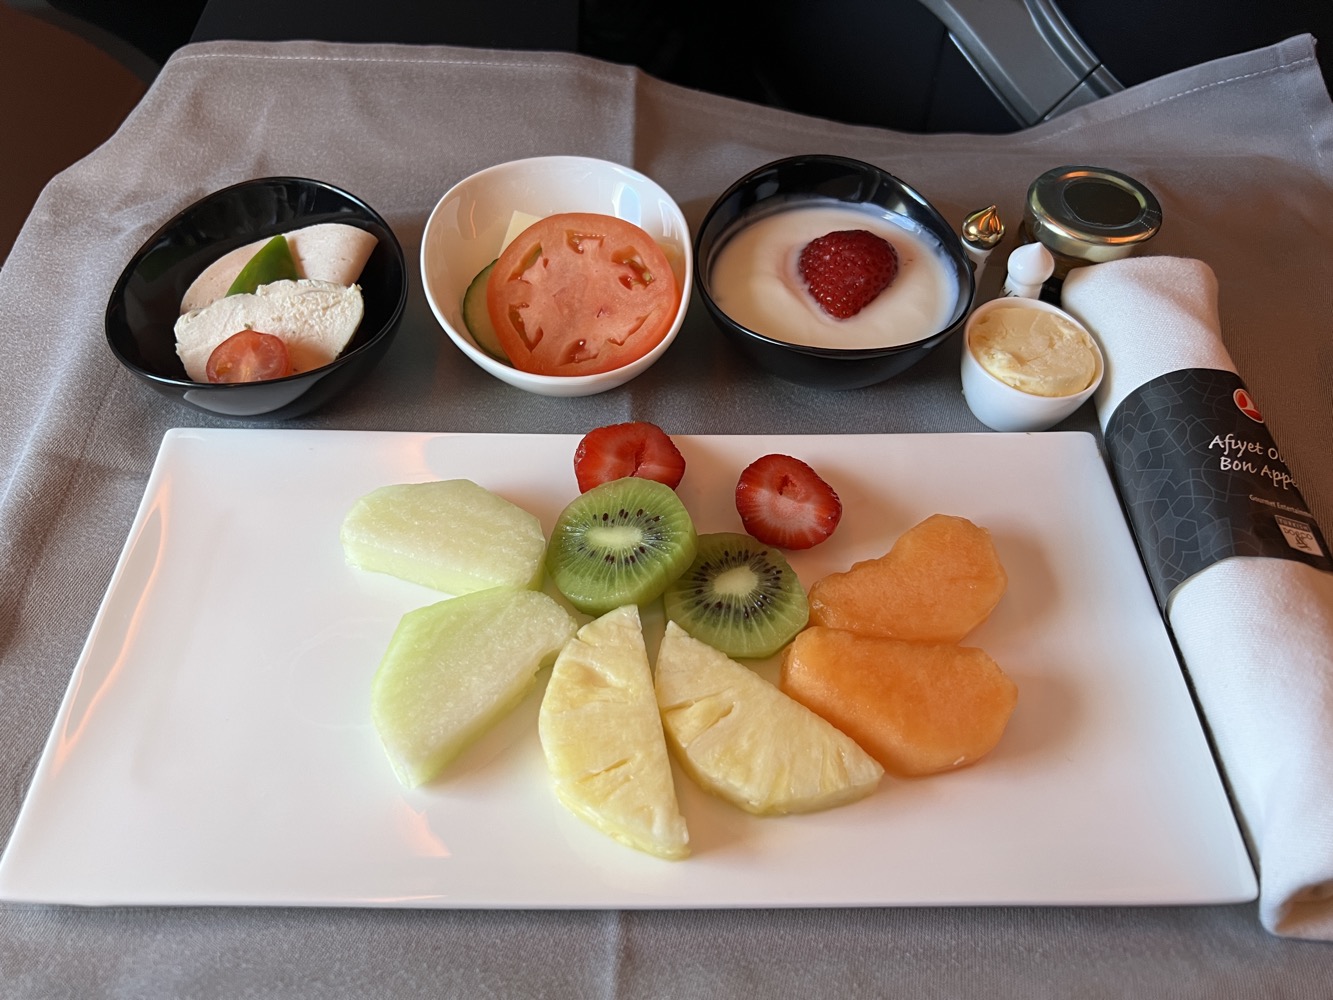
top-left (969, 305), bottom-right (1098, 397)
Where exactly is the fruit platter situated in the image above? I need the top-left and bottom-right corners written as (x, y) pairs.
top-left (0, 426), bottom-right (1254, 908)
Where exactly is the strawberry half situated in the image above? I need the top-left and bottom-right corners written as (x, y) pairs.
top-left (573, 421), bottom-right (687, 493)
top-left (735, 454), bottom-right (842, 550)
top-left (797, 229), bottom-right (899, 319)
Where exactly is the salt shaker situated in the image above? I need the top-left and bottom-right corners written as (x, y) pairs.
top-left (1001, 242), bottom-right (1054, 299)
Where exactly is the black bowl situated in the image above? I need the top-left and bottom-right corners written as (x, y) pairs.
top-left (106, 176), bottom-right (407, 419)
top-left (694, 154), bottom-right (975, 390)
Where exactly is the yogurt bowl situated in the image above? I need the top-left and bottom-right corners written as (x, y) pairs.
top-left (420, 155), bottom-right (693, 397)
top-left (694, 155), bottom-right (975, 390)
top-left (960, 296), bottom-right (1104, 432)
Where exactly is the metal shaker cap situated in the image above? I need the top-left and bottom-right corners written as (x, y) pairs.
top-left (1024, 166), bottom-right (1162, 264)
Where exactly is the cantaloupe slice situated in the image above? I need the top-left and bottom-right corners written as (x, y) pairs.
top-left (807, 513), bottom-right (1006, 643)
top-left (780, 626), bottom-right (1018, 777)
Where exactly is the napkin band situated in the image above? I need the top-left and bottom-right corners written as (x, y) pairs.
top-left (1105, 367), bottom-right (1331, 608)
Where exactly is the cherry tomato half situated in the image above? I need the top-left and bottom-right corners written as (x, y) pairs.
top-left (205, 330), bottom-right (293, 383)
top-left (486, 212), bottom-right (680, 377)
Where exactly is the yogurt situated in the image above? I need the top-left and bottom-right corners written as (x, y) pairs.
top-left (709, 201), bottom-right (958, 350)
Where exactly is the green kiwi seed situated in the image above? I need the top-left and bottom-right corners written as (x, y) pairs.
top-left (546, 477), bottom-right (697, 615)
top-left (663, 531), bottom-right (809, 659)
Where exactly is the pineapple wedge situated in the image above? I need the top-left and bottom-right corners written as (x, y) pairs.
top-left (372, 586), bottom-right (576, 788)
top-left (342, 479), bottom-right (547, 595)
top-left (538, 605), bottom-right (690, 860)
top-left (655, 622), bottom-right (883, 815)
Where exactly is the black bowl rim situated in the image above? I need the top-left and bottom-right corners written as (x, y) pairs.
top-left (693, 153), bottom-right (975, 360)
top-left (105, 175), bottom-right (408, 390)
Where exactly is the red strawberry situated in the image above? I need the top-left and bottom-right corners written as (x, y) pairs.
top-left (573, 421), bottom-right (687, 493)
top-left (797, 229), bottom-right (899, 319)
top-left (735, 454), bottom-right (842, 550)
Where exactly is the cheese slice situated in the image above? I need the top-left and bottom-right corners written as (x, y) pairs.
top-left (499, 211), bottom-right (543, 254)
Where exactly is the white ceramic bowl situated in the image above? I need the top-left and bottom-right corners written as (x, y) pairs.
top-left (960, 296), bottom-right (1104, 432)
top-left (420, 155), bottom-right (693, 397)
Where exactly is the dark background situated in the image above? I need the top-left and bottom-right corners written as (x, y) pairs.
top-left (45, 0), bottom-right (1333, 132)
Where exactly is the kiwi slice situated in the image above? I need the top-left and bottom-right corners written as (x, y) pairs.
top-left (664, 532), bottom-right (809, 659)
top-left (546, 478), bottom-right (697, 615)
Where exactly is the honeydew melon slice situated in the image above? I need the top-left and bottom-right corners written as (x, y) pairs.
top-left (340, 479), bottom-right (547, 595)
top-left (371, 586), bottom-right (576, 788)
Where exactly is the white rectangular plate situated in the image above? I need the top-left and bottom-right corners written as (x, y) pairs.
top-left (0, 429), bottom-right (1256, 907)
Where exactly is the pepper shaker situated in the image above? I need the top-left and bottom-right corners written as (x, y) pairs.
top-left (961, 205), bottom-right (1005, 288)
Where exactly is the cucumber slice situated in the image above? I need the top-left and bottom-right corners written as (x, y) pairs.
top-left (462, 260), bottom-right (509, 361)
top-left (226, 235), bottom-right (299, 296)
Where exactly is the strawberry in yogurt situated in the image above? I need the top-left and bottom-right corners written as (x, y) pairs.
top-left (798, 229), bottom-right (900, 319)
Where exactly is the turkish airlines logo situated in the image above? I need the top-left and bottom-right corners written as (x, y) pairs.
top-left (1234, 387), bottom-right (1264, 423)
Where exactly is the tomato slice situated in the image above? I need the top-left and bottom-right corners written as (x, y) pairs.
top-left (205, 330), bottom-right (293, 383)
top-left (486, 212), bottom-right (680, 377)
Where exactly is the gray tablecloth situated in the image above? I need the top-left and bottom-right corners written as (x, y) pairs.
top-left (3, 35), bottom-right (1332, 998)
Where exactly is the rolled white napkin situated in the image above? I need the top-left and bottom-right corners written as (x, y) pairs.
top-left (1062, 257), bottom-right (1333, 940)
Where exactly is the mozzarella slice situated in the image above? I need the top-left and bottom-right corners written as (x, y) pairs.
top-left (174, 279), bottom-right (364, 381)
